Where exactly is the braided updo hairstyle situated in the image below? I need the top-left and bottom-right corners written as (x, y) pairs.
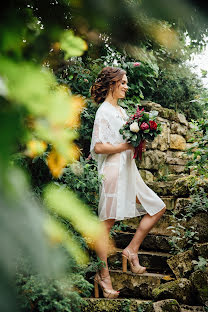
top-left (91, 66), bottom-right (126, 104)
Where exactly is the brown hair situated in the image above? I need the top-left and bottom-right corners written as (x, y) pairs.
top-left (90, 66), bottom-right (126, 104)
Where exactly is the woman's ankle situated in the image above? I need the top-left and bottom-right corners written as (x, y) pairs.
top-left (123, 245), bottom-right (139, 255)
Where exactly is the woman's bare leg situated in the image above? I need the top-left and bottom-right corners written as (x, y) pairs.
top-left (94, 219), bottom-right (115, 289)
top-left (123, 205), bottom-right (166, 266)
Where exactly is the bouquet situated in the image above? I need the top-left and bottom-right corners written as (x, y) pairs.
top-left (119, 106), bottom-right (162, 160)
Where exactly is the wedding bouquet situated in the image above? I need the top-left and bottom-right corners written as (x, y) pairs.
top-left (119, 106), bottom-right (162, 160)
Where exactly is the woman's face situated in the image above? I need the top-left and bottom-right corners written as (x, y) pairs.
top-left (113, 74), bottom-right (128, 99)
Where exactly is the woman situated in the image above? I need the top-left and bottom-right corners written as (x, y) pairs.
top-left (90, 66), bottom-right (166, 299)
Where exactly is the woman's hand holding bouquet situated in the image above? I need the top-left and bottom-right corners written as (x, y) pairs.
top-left (119, 106), bottom-right (162, 160)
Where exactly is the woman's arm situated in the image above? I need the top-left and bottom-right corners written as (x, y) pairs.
top-left (94, 142), bottom-right (134, 154)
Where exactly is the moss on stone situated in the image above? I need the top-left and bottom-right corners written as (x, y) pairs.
top-left (152, 278), bottom-right (194, 304)
top-left (153, 299), bottom-right (181, 312)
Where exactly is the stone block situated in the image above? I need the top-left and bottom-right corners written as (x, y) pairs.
top-left (193, 242), bottom-right (208, 259)
top-left (150, 122), bottom-right (170, 151)
top-left (140, 170), bottom-right (154, 182)
top-left (176, 113), bottom-right (189, 127)
top-left (166, 157), bottom-right (187, 166)
top-left (153, 299), bottom-right (181, 312)
top-left (170, 135), bottom-right (186, 150)
top-left (168, 164), bottom-right (187, 174)
top-left (138, 150), bottom-right (166, 170)
top-left (171, 121), bottom-right (188, 136)
top-left (152, 278), bottom-right (195, 304)
top-left (167, 250), bottom-right (195, 278)
top-left (190, 270), bottom-right (208, 304)
top-left (161, 197), bottom-right (175, 211)
top-left (174, 198), bottom-right (192, 216)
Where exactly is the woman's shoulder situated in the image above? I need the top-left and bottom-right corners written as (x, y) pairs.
top-left (95, 101), bottom-right (113, 119)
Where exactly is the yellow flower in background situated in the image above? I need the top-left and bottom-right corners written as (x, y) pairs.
top-left (68, 143), bottom-right (80, 163)
top-left (66, 95), bottom-right (86, 128)
top-left (47, 149), bottom-right (67, 178)
top-left (59, 84), bottom-right (71, 95)
top-left (26, 139), bottom-right (47, 158)
top-left (47, 144), bottom-right (80, 178)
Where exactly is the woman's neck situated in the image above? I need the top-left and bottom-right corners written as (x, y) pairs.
top-left (105, 95), bottom-right (119, 107)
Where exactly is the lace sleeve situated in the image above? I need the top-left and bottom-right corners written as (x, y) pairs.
top-left (90, 116), bottom-right (118, 161)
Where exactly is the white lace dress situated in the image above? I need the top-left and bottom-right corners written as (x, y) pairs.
top-left (90, 101), bottom-right (165, 221)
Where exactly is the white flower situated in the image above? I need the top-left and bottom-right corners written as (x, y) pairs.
top-left (70, 161), bottom-right (83, 176)
top-left (130, 121), bottom-right (139, 133)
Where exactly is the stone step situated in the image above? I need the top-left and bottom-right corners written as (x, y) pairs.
top-left (82, 299), bottom-right (206, 312)
top-left (120, 215), bottom-right (173, 236)
top-left (112, 231), bottom-right (171, 252)
top-left (81, 298), bottom-right (152, 312)
top-left (180, 305), bottom-right (206, 312)
top-left (87, 270), bottom-right (174, 300)
top-left (108, 249), bottom-right (172, 274)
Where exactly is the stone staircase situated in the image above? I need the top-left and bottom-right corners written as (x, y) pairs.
top-left (82, 213), bottom-right (206, 312)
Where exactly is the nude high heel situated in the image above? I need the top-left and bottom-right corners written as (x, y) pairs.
top-left (94, 273), bottom-right (120, 299)
top-left (122, 249), bottom-right (146, 274)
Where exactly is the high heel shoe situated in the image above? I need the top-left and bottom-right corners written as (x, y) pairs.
top-left (122, 249), bottom-right (146, 274)
top-left (94, 273), bottom-right (120, 299)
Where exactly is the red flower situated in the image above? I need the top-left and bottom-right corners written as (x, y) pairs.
top-left (134, 62), bottom-right (141, 67)
top-left (149, 120), bottom-right (157, 130)
top-left (140, 122), bottom-right (149, 130)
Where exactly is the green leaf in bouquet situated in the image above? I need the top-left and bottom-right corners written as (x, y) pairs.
top-left (131, 134), bottom-right (137, 141)
top-left (135, 134), bottom-right (141, 145)
top-left (142, 113), bottom-right (149, 121)
top-left (144, 129), bottom-right (150, 133)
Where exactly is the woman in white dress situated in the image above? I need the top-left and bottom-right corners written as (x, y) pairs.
top-left (90, 66), bottom-right (166, 298)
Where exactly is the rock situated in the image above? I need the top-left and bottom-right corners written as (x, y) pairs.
top-left (147, 181), bottom-right (175, 196)
top-left (82, 298), bottom-right (154, 312)
top-left (153, 299), bottom-right (181, 312)
top-left (152, 278), bottom-right (194, 304)
top-left (171, 121), bottom-right (188, 137)
top-left (161, 197), bottom-right (175, 212)
top-left (167, 250), bottom-right (195, 278)
top-left (172, 176), bottom-right (193, 197)
top-left (166, 150), bottom-right (188, 160)
top-left (138, 150), bottom-right (166, 170)
top-left (174, 198), bottom-right (192, 217)
top-left (140, 170), bottom-right (154, 182)
top-left (150, 122), bottom-right (170, 151)
top-left (190, 270), bottom-right (208, 304)
top-left (168, 164), bottom-right (187, 174)
top-left (170, 135), bottom-right (186, 150)
top-left (166, 156), bottom-right (187, 166)
top-left (159, 108), bottom-right (179, 122)
top-left (158, 164), bottom-right (170, 178)
top-left (180, 304), bottom-right (205, 312)
top-left (193, 242), bottom-right (208, 259)
top-left (110, 270), bottom-right (166, 299)
top-left (176, 113), bottom-right (189, 127)
top-left (186, 213), bottom-right (208, 243)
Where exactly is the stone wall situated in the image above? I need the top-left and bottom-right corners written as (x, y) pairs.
top-left (137, 100), bottom-right (192, 183)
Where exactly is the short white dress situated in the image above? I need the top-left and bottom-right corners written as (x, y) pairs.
top-left (90, 101), bottom-right (165, 221)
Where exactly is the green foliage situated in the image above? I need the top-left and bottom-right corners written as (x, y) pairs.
top-left (121, 299), bottom-right (131, 312)
top-left (185, 187), bottom-right (208, 218)
top-left (192, 256), bottom-right (208, 272)
top-left (16, 272), bottom-right (92, 312)
top-left (60, 157), bottom-right (102, 214)
top-left (167, 206), bottom-right (201, 255)
top-left (167, 218), bottom-right (200, 254)
top-left (186, 115), bottom-right (208, 177)
top-left (78, 99), bottom-right (98, 157)
top-left (151, 63), bottom-right (205, 120)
